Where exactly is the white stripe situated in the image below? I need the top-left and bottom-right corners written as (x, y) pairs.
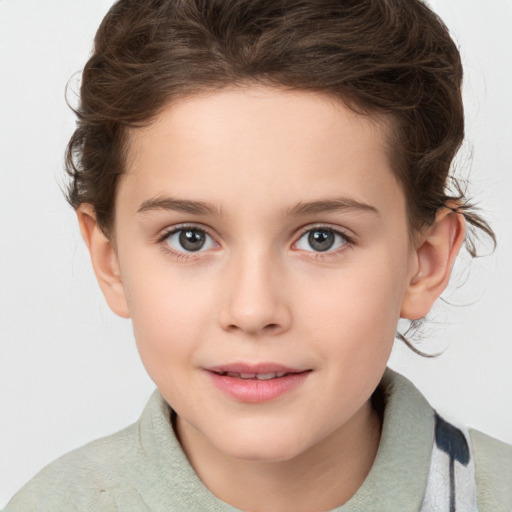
top-left (421, 425), bottom-right (479, 512)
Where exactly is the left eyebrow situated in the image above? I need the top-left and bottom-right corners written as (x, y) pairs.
top-left (284, 198), bottom-right (380, 217)
top-left (137, 196), bottom-right (222, 216)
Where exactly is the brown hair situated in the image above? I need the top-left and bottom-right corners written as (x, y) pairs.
top-left (66, 0), bottom-right (495, 353)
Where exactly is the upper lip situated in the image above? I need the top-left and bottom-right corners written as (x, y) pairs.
top-left (205, 362), bottom-right (309, 375)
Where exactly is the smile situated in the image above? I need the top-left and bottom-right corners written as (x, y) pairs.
top-left (211, 371), bottom-right (290, 380)
top-left (206, 364), bottom-right (311, 403)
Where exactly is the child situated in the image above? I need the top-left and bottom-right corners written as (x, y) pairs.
top-left (4, 0), bottom-right (511, 510)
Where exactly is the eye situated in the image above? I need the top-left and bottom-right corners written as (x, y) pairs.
top-left (164, 227), bottom-right (217, 253)
top-left (295, 228), bottom-right (348, 253)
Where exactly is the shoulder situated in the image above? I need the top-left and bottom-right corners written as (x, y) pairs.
top-left (5, 389), bottom-right (235, 512)
top-left (469, 428), bottom-right (512, 511)
top-left (3, 390), bottom-right (175, 512)
top-left (381, 370), bottom-right (511, 511)
top-left (4, 422), bottom-right (150, 512)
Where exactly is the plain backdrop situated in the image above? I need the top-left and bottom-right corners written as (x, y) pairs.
top-left (1, 0), bottom-right (511, 506)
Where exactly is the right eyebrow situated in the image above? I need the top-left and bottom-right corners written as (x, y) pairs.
top-left (137, 196), bottom-right (222, 216)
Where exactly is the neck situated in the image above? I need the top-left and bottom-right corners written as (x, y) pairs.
top-left (176, 399), bottom-right (382, 512)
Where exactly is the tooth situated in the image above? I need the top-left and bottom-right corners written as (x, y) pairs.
top-left (227, 372), bottom-right (240, 378)
top-left (276, 372), bottom-right (287, 378)
top-left (256, 373), bottom-right (277, 380)
top-left (240, 373), bottom-right (256, 379)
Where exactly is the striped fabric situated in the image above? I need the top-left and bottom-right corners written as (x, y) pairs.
top-left (422, 414), bottom-right (479, 512)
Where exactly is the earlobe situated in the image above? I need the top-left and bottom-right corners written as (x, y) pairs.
top-left (76, 205), bottom-right (130, 319)
top-left (400, 206), bottom-right (466, 320)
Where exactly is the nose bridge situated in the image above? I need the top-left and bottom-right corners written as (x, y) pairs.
top-left (220, 244), bottom-right (291, 335)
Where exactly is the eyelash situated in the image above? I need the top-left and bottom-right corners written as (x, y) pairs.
top-left (293, 225), bottom-right (355, 260)
top-left (157, 224), bottom-right (219, 261)
top-left (156, 224), bottom-right (355, 261)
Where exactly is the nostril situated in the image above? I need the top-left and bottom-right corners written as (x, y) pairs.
top-left (226, 322), bottom-right (281, 333)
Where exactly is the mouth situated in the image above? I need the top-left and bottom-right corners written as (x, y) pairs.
top-left (205, 364), bottom-right (311, 403)
top-left (209, 370), bottom-right (299, 380)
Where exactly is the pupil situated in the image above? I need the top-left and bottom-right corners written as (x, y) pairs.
top-left (179, 229), bottom-right (205, 251)
top-left (308, 230), bottom-right (334, 252)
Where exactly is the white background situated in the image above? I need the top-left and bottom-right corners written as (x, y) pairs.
top-left (1, 0), bottom-right (511, 506)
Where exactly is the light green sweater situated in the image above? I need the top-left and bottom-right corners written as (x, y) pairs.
top-left (5, 369), bottom-right (512, 511)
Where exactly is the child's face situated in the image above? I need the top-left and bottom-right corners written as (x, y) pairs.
top-left (110, 87), bottom-right (419, 462)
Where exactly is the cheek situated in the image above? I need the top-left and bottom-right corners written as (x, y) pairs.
top-left (300, 262), bottom-right (407, 331)
top-left (302, 268), bottom-right (405, 408)
top-left (121, 266), bottom-right (215, 377)
top-left (295, 252), bottom-right (410, 377)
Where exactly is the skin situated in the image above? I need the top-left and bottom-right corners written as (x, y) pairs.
top-left (78, 86), bottom-right (465, 511)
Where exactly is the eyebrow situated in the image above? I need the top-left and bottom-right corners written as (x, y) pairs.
top-left (284, 198), bottom-right (380, 217)
top-left (137, 195), bottom-right (379, 218)
top-left (138, 196), bottom-right (222, 216)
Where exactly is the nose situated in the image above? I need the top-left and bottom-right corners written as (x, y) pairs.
top-left (218, 250), bottom-right (292, 336)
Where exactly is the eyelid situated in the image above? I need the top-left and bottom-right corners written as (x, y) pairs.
top-left (156, 223), bottom-right (218, 244)
top-left (291, 224), bottom-right (356, 258)
top-left (155, 222), bottom-right (355, 260)
top-left (293, 223), bottom-right (355, 245)
top-left (156, 223), bottom-right (221, 260)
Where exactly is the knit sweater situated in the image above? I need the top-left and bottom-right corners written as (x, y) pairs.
top-left (5, 369), bottom-right (512, 511)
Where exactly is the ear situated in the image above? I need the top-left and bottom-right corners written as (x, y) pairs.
top-left (400, 206), bottom-right (466, 320)
top-left (76, 204), bottom-right (130, 319)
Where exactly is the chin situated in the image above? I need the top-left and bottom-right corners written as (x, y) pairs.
top-left (214, 429), bottom-right (310, 464)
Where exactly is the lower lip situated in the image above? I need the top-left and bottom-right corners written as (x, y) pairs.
top-left (207, 371), bottom-right (310, 403)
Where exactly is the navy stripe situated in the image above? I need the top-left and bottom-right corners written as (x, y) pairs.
top-left (434, 413), bottom-right (470, 511)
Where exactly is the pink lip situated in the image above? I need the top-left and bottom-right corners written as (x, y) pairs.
top-left (205, 362), bottom-right (311, 403)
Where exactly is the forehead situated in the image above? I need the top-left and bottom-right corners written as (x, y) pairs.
top-left (120, 87), bottom-right (404, 223)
